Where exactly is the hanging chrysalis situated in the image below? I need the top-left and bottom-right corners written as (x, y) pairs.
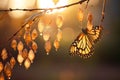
top-left (78, 8), bottom-right (84, 22)
top-left (54, 39), bottom-right (60, 51)
top-left (87, 13), bottom-right (93, 31)
top-left (24, 58), bottom-right (31, 69)
top-left (22, 49), bottom-right (28, 60)
top-left (0, 62), bottom-right (3, 73)
top-left (57, 29), bottom-right (62, 41)
top-left (17, 52), bottom-right (24, 66)
top-left (4, 62), bottom-right (12, 79)
top-left (32, 41), bottom-right (38, 53)
top-left (0, 73), bottom-right (4, 80)
top-left (38, 21), bottom-right (44, 36)
top-left (25, 21), bottom-right (33, 32)
top-left (24, 32), bottom-right (32, 45)
top-left (1, 48), bottom-right (8, 61)
top-left (25, 24), bottom-right (31, 32)
top-left (31, 29), bottom-right (38, 40)
top-left (45, 40), bottom-right (51, 55)
top-left (43, 32), bottom-right (50, 41)
top-left (87, 13), bottom-right (93, 23)
top-left (56, 15), bottom-right (63, 29)
top-left (28, 49), bottom-right (35, 63)
top-left (17, 41), bottom-right (24, 52)
top-left (10, 57), bottom-right (16, 69)
top-left (11, 39), bottom-right (17, 51)
top-left (53, 0), bottom-right (59, 5)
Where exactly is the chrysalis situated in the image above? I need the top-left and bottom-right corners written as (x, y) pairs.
top-left (25, 21), bottom-right (33, 32)
top-left (45, 40), bottom-right (51, 55)
top-left (78, 8), bottom-right (84, 22)
top-left (10, 57), bottom-right (16, 69)
top-left (87, 13), bottom-right (93, 31)
top-left (17, 41), bottom-right (24, 52)
top-left (4, 62), bottom-right (12, 79)
top-left (22, 49), bottom-right (28, 60)
top-left (54, 39), bottom-right (60, 51)
top-left (0, 62), bottom-right (3, 73)
top-left (56, 15), bottom-right (63, 29)
top-left (17, 52), bottom-right (24, 66)
top-left (24, 58), bottom-right (31, 69)
top-left (87, 13), bottom-right (93, 23)
top-left (32, 41), bottom-right (38, 53)
top-left (31, 29), bottom-right (38, 40)
top-left (43, 32), bottom-right (50, 41)
top-left (11, 39), bottom-right (17, 51)
top-left (24, 32), bottom-right (32, 45)
top-left (1, 48), bottom-right (8, 61)
top-left (38, 21), bottom-right (44, 36)
top-left (28, 49), bottom-right (35, 63)
top-left (57, 29), bottom-right (62, 41)
top-left (0, 73), bottom-right (4, 80)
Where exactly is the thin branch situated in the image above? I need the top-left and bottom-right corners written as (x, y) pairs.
top-left (0, 0), bottom-right (87, 12)
top-left (101, 0), bottom-right (107, 23)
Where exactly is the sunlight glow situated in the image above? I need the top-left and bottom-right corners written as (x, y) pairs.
top-left (8, 0), bottom-right (35, 18)
top-left (37, 0), bottom-right (68, 12)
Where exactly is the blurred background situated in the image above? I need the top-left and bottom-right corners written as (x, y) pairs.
top-left (0, 0), bottom-right (120, 80)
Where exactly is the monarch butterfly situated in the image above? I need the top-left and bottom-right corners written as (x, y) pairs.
top-left (69, 25), bottom-right (103, 58)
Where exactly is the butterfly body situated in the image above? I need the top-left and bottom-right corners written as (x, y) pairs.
top-left (70, 26), bottom-right (102, 59)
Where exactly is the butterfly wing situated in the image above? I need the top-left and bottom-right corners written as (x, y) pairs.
top-left (87, 26), bottom-right (103, 43)
top-left (69, 33), bottom-right (84, 56)
top-left (77, 34), bottom-right (94, 58)
top-left (69, 33), bottom-right (94, 58)
top-left (69, 25), bottom-right (102, 58)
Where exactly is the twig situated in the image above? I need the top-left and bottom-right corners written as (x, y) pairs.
top-left (101, 0), bottom-right (107, 23)
top-left (0, 0), bottom-right (87, 12)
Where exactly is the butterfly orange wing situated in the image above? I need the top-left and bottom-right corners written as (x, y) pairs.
top-left (69, 26), bottom-right (102, 58)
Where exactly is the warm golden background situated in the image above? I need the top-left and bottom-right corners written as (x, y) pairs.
top-left (0, 0), bottom-right (120, 80)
